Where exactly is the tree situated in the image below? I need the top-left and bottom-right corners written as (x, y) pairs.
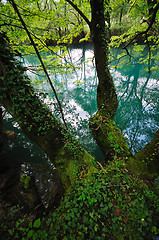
top-left (0, 0), bottom-right (158, 189)
top-left (0, 0), bottom-right (159, 238)
top-left (0, 0), bottom-right (158, 193)
top-left (109, 0), bottom-right (159, 72)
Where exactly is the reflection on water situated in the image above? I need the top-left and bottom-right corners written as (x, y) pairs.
top-left (113, 71), bottom-right (158, 153)
top-left (1, 45), bottom-right (158, 205)
top-left (4, 44), bottom-right (159, 157)
top-left (110, 46), bottom-right (158, 153)
top-left (1, 116), bottom-right (62, 207)
top-left (23, 44), bottom-right (158, 155)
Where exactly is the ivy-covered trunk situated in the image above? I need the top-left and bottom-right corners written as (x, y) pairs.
top-left (0, 33), bottom-right (95, 192)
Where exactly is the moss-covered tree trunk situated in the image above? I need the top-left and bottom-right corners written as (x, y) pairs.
top-left (88, 0), bottom-right (132, 160)
top-left (0, 33), bottom-right (95, 192)
top-left (128, 130), bottom-right (159, 178)
top-left (88, 0), bottom-right (158, 176)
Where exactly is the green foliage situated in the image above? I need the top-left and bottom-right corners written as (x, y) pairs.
top-left (33, 219), bottom-right (41, 229)
top-left (61, 128), bottom-right (84, 160)
top-left (0, 1), bottom-right (159, 239)
top-left (109, 0), bottom-right (159, 71)
top-left (0, 0), bottom-right (90, 49)
top-left (49, 161), bottom-right (159, 239)
top-left (0, 205), bottom-right (28, 240)
top-left (0, 0), bottom-right (158, 77)
top-left (6, 161), bottom-right (159, 239)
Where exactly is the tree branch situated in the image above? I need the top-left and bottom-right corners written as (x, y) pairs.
top-left (9, 0), bottom-right (68, 129)
top-left (0, 22), bottom-right (24, 29)
top-left (123, 3), bottom-right (159, 49)
top-left (65, 0), bottom-right (91, 28)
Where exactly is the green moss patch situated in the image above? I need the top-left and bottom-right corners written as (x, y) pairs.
top-left (89, 111), bottom-right (132, 162)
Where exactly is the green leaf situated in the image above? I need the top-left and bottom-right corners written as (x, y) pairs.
top-left (33, 218), bottom-right (41, 229)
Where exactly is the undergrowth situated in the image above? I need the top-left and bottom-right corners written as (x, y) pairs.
top-left (2, 160), bottom-right (159, 240)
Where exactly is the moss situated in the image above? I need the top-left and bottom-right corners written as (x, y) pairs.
top-left (19, 175), bottom-right (40, 206)
top-left (127, 130), bottom-right (159, 179)
top-left (90, 110), bottom-right (159, 179)
top-left (83, 149), bottom-right (95, 164)
top-left (89, 111), bottom-right (132, 162)
top-left (82, 150), bottom-right (97, 177)
top-left (54, 147), bottom-right (96, 192)
top-left (20, 175), bottom-right (31, 190)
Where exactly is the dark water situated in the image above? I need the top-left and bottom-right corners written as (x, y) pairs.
top-left (2, 44), bottom-right (159, 206)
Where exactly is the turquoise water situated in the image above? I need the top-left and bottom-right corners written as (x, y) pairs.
top-left (111, 46), bottom-right (159, 154)
top-left (4, 44), bottom-right (158, 160)
top-left (22, 44), bottom-right (159, 156)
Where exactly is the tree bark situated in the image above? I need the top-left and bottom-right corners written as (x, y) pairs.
top-left (88, 0), bottom-right (159, 171)
top-left (0, 107), bottom-right (5, 149)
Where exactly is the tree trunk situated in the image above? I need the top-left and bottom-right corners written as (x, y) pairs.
top-left (89, 0), bottom-right (132, 161)
top-left (0, 107), bottom-right (5, 150)
top-left (90, 0), bottom-right (118, 118)
top-left (88, 0), bottom-right (159, 174)
top-left (127, 129), bottom-right (159, 179)
top-left (147, 0), bottom-right (158, 17)
top-left (0, 33), bottom-right (95, 192)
